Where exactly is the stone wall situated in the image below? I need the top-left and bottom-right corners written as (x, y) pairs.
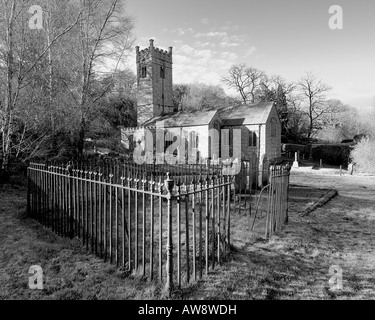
top-left (221, 125), bottom-right (254, 160)
top-left (164, 125), bottom-right (210, 162)
top-left (151, 47), bottom-right (173, 113)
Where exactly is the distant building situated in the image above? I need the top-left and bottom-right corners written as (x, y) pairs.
top-left (121, 40), bottom-right (281, 166)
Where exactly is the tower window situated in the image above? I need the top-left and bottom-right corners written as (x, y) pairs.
top-left (160, 66), bottom-right (165, 79)
top-left (141, 66), bottom-right (147, 78)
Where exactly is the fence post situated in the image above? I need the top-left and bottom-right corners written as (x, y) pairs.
top-left (285, 164), bottom-right (291, 224)
top-left (164, 172), bottom-right (174, 296)
top-left (67, 162), bottom-right (74, 239)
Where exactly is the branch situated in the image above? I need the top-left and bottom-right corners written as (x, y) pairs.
top-left (19, 9), bottom-right (83, 82)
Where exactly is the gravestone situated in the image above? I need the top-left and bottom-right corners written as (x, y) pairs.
top-left (348, 163), bottom-right (354, 175)
top-left (292, 152), bottom-right (299, 168)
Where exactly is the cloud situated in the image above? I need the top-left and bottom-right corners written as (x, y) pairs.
top-left (172, 42), bottom-right (239, 85)
top-left (219, 41), bottom-right (241, 48)
top-left (138, 36), bottom-right (159, 44)
top-left (176, 28), bottom-right (185, 36)
top-left (194, 41), bottom-right (213, 48)
top-left (194, 31), bottom-right (228, 39)
top-left (177, 44), bottom-right (196, 56)
top-left (220, 51), bottom-right (238, 60)
top-left (228, 34), bottom-right (247, 43)
top-left (173, 40), bottom-right (184, 46)
top-left (165, 27), bottom-right (194, 36)
top-left (194, 31), bottom-right (249, 51)
top-left (245, 46), bottom-right (256, 56)
top-left (201, 18), bottom-right (210, 25)
top-left (219, 24), bottom-right (241, 32)
top-left (195, 49), bottom-right (213, 60)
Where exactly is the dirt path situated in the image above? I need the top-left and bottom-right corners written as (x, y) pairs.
top-left (182, 172), bottom-right (375, 300)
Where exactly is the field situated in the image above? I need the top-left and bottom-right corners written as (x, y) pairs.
top-left (1, 171), bottom-right (374, 299)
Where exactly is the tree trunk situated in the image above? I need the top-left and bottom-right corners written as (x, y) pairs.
top-left (77, 116), bottom-right (85, 158)
top-left (46, 1), bottom-right (55, 135)
top-left (1, 1), bottom-right (16, 171)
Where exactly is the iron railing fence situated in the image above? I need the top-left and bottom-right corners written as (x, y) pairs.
top-left (40, 158), bottom-right (225, 185)
top-left (27, 158), bottom-right (291, 295)
top-left (27, 161), bottom-right (233, 295)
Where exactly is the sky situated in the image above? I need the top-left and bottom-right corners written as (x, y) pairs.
top-left (124, 0), bottom-right (375, 113)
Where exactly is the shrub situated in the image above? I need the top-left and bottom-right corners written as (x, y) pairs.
top-left (350, 138), bottom-right (375, 174)
top-left (310, 144), bottom-right (351, 166)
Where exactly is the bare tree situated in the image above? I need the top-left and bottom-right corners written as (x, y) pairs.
top-left (298, 72), bottom-right (332, 139)
top-left (178, 83), bottom-right (229, 112)
top-left (222, 64), bottom-right (267, 104)
top-left (70, 0), bottom-right (134, 157)
top-left (321, 99), bottom-right (348, 126)
top-left (0, 0), bottom-right (81, 170)
top-left (0, 0), bottom-right (134, 169)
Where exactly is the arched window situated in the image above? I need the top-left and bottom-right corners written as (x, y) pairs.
top-left (164, 131), bottom-right (174, 152)
top-left (271, 118), bottom-right (277, 138)
top-left (189, 131), bottom-right (195, 148)
top-left (248, 131), bottom-right (257, 147)
top-left (160, 66), bottom-right (165, 79)
top-left (141, 66), bottom-right (147, 78)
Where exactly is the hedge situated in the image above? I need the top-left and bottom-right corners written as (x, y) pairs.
top-left (310, 144), bottom-right (351, 166)
top-left (282, 144), bottom-right (311, 157)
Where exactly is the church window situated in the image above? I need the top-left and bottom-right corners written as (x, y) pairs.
top-left (164, 131), bottom-right (175, 152)
top-left (229, 129), bottom-right (233, 157)
top-left (249, 131), bottom-right (257, 146)
top-left (189, 131), bottom-right (195, 148)
top-left (271, 118), bottom-right (277, 137)
top-left (160, 66), bottom-right (165, 79)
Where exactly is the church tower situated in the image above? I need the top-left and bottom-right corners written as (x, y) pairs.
top-left (136, 39), bottom-right (174, 126)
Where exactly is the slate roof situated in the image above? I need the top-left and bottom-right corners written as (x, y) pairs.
top-left (218, 101), bottom-right (274, 126)
top-left (134, 101), bottom-right (275, 128)
top-left (141, 110), bottom-right (218, 127)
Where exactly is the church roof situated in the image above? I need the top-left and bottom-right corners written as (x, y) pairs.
top-left (218, 101), bottom-right (275, 126)
top-left (141, 110), bottom-right (218, 127)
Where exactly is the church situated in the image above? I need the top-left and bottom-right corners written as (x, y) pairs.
top-left (121, 39), bottom-right (281, 166)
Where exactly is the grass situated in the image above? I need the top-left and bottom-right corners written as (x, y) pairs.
top-left (180, 173), bottom-right (375, 300)
top-left (0, 172), bottom-right (277, 300)
top-left (1, 172), bottom-right (375, 300)
top-left (0, 179), bottom-right (169, 299)
top-left (27, 165), bottom-right (278, 290)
